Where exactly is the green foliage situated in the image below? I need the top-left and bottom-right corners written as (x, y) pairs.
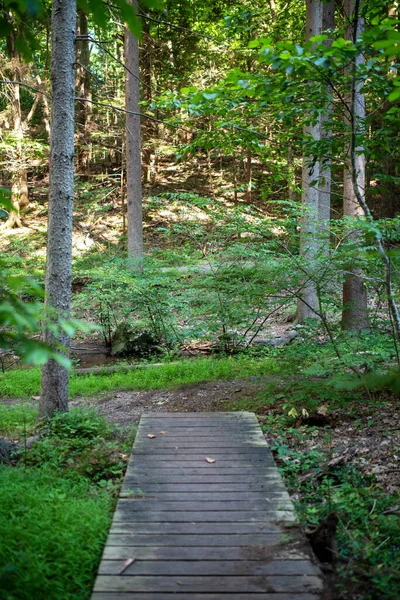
top-left (25, 408), bottom-right (135, 485)
top-left (0, 406), bottom-right (135, 598)
top-left (0, 467), bottom-right (110, 600)
top-left (265, 418), bottom-right (400, 600)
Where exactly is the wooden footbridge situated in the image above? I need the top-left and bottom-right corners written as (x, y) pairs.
top-left (91, 412), bottom-right (324, 599)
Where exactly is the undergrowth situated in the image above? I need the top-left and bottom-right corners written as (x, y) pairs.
top-left (262, 419), bottom-right (400, 600)
top-left (0, 408), bottom-right (134, 600)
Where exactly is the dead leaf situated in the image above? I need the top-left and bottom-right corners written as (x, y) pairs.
top-left (205, 457), bottom-right (216, 463)
top-left (159, 431), bottom-right (166, 435)
top-left (32, 395), bottom-right (40, 401)
top-left (147, 434), bottom-right (156, 439)
top-left (118, 558), bottom-right (135, 574)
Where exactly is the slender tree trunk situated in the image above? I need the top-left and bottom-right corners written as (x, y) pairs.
top-left (3, 31), bottom-right (27, 228)
top-left (342, 0), bottom-right (370, 331)
top-left (245, 148), bottom-right (252, 203)
top-left (76, 9), bottom-right (92, 174)
top-left (318, 0), bottom-right (335, 254)
top-left (125, 0), bottom-right (143, 265)
top-left (40, 0), bottom-right (76, 418)
top-left (296, 0), bottom-right (324, 322)
top-left (142, 18), bottom-right (154, 183)
top-left (287, 147), bottom-right (296, 201)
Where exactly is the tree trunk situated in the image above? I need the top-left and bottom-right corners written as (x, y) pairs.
top-left (296, 0), bottom-right (324, 322)
top-left (125, 0), bottom-right (143, 265)
top-left (342, 0), bottom-right (370, 332)
top-left (76, 9), bottom-right (92, 174)
top-left (3, 31), bottom-right (28, 228)
top-left (245, 148), bottom-right (252, 203)
top-left (318, 0), bottom-right (335, 254)
top-left (40, 0), bottom-right (76, 418)
top-left (141, 18), bottom-right (155, 183)
top-left (287, 147), bottom-right (296, 201)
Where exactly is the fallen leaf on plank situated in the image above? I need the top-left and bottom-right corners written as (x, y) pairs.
top-left (205, 457), bottom-right (216, 463)
top-left (159, 431), bottom-right (166, 435)
top-left (147, 434), bottom-right (156, 439)
top-left (119, 558), bottom-right (135, 574)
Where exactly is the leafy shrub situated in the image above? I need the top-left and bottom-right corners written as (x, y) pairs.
top-left (25, 409), bottom-right (135, 485)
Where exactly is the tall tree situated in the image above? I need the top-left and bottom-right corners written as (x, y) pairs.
top-left (76, 9), bottom-right (92, 174)
top-left (2, 24), bottom-right (29, 228)
top-left (40, 0), bottom-right (76, 418)
top-left (125, 0), bottom-right (143, 264)
top-left (296, 0), bottom-right (324, 322)
top-left (318, 0), bottom-right (335, 253)
top-left (341, 0), bottom-right (369, 331)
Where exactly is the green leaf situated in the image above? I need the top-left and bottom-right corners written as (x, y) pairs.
top-left (0, 188), bottom-right (12, 212)
top-left (388, 87), bottom-right (400, 102)
top-left (114, 0), bottom-right (141, 38)
top-left (310, 34), bottom-right (328, 43)
top-left (15, 36), bottom-right (33, 62)
top-left (332, 38), bottom-right (352, 49)
top-left (59, 320), bottom-right (76, 337)
top-left (314, 57), bottom-right (330, 68)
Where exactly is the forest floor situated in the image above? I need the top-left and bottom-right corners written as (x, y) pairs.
top-left (71, 378), bottom-right (400, 494)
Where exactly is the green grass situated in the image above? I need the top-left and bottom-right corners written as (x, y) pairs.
top-left (0, 404), bottom-right (38, 438)
top-left (0, 356), bottom-right (280, 399)
top-left (0, 467), bottom-right (111, 600)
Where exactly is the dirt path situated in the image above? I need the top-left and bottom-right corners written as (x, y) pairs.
top-left (71, 379), bottom-right (265, 427)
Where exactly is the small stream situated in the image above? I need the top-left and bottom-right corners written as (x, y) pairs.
top-left (70, 342), bottom-right (120, 369)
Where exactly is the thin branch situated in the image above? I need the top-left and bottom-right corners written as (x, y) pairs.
top-left (74, 96), bottom-right (186, 130)
top-left (0, 79), bottom-right (49, 97)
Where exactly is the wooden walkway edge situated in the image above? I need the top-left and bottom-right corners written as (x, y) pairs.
top-left (91, 412), bottom-right (325, 599)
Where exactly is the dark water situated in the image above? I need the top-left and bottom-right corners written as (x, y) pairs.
top-left (70, 342), bottom-right (120, 369)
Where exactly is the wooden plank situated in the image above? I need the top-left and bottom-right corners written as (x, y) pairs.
top-left (118, 492), bottom-right (291, 502)
top-left (98, 559), bottom-right (320, 576)
top-left (121, 483), bottom-right (287, 492)
top-left (128, 460), bottom-right (277, 467)
top-left (120, 489), bottom-right (289, 498)
top-left (112, 510), bottom-right (296, 522)
top-left (92, 593), bottom-right (321, 600)
top-left (140, 412), bottom-right (258, 417)
top-left (101, 545), bottom-right (314, 561)
top-left (106, 533), bottom-right (289, 546)
top-left (116, 500), bottom-right (294, 511)
top-left (119, 495), bottom-right (291, 503)
top-left (132, 449), bottom-right (273, 455)
top-left (135, 436), bottom-right (268, 446)
top-left (93, 575), bottom-right (323, 594)
top-left (108, 522), bottom-right (284, 534)
top-left (124, 471), bottom-right (283, 478)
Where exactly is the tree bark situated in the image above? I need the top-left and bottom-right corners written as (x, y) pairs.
top-left (342, 0), bottom-right (370, 332)
top-left (296, 0), bottom-right (324, 322)
top-left (125, 0), bottom-right (143, 265)
top-left (40, 0), bottom-right (76, 418)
